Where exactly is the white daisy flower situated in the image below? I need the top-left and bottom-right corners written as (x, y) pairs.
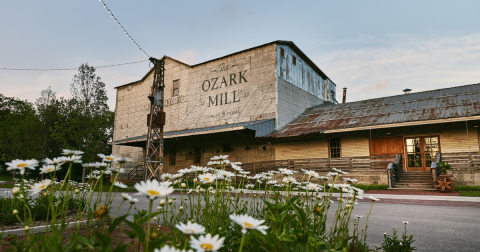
top-left (117, 157), bottom-right (132, 164)
top-left (114, 182), bottom-right (127, 189)
top-left (206, 161), bottom-right (221, 166)
top-left (343, 178), bottom-right (358, 184)
top-left (177, 168), bottom-right (191, 174)
top-left (31, 179), bottom-right (52, 195)
top-left (159, 181), bottom-right (173, 187)
top-left (39, 165), bottom-right (61, 174)
top-left (154, 245), bottom-right (191, 252)
top-left (175, 221), bottom-right (205, 234)
top-left (6, 159), bottom-right (38, 175)
top-left (97, 154), bottom-right (117, 163)
top-left (282, 176), bottom-right (296, 183)
top-left (229, 214), bottom-right (268, 235)
top-left (161, 173), bottom-right (173, 181)
top-left (210, 155), bottom-right (229, 161)
top-left (43, 157), bottom-right (65, 166)
top-left (198, 173), bottom-right (216, 184)
top-left (245, 184), bottom-right (255, 189)
top-left (190, 233), bottom-right (224, 252)
top-left (368, 195), bottom-right (379, 201)
top-left (59, 155), bottom-right (82, 164)
top-left (129, 198), bottom-right (139, 204)
top-left (61, 149), bottom-right (84, 156)
top-left (134, 180), bottom-right (174, 200)
top-left (121, 193), bottom-right (132, 201)
top-left (403, 221), bottom-right (409, 224)
top-left (304, 170), bottom-right (319, 177)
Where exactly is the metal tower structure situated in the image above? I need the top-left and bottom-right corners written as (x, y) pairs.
top-left (144, 57), bottom-right (165, 181)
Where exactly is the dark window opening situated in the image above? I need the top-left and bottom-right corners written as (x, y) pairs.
top-left (280, 48), bottom-right (285, 58)
top-left (262, 146), bottom-right (267, 151)
top-left (223, 144), bottom-right (231, 153)
top-left (169, 148), bottom-right (177, 166)
top-left (292, 55), bottom-right (296, 65)
top-left (194, 148), bottom-right (201, 164)
top-left (173, 80), bottom-right (179, 97)
top-left (245, 146), bottom-right (250, 150)
top-left (216, 149), bottom-right (220, 154)
top-left (329, 138), bottom-right (341, 158)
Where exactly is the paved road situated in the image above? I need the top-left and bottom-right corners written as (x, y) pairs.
top-left (2, 188), bottom-right (479, 251)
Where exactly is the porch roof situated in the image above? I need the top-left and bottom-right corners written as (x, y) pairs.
top-left (270, 83), bottom-right (480, 138)
top-left (114, 119), bottom-right (275, 146)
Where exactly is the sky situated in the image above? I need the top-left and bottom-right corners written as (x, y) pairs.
top-left (1, 0), bottom-right (480, 110)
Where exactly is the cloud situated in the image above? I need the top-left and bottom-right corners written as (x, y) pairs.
top-left (314, 33), bottom-right (480, 102)
top-left (173, 50), bottom-right (198, 65)
top-left (359, 79), bottom-right (389, 92)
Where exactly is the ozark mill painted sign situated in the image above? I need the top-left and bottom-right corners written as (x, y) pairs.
top-left (160, 45), bottom-right (278, 131)
top-left (201, 68), bottom-right (248, 107)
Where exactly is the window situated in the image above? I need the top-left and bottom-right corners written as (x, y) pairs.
top-left (169, 148), bottom-right (176, 166)
top-left (292, 55), bottom-right (296, 65)
top-left (194, 148), bottom-right (201, 164)
top-left (223, 144), bottom-right (231, 153)
top-left (280, 48), bottom-right (285, 58)
top-left (173, 80), bottom-right (179, 97)
top-left (329, 138), bottom-right (341, 158)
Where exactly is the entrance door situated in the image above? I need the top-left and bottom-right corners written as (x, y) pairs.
top-left (405, 136), bottom-right (440, 171)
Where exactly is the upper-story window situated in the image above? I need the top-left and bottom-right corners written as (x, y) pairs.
top-left (292, 55), bottom-right (296, 65)
top-left (280, 48), bottom-right (285, 58)
top-left (173, 80), bottom-right (179, 97)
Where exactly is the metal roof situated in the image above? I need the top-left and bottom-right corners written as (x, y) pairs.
top-left (270, 83), bottom-right (480, 138)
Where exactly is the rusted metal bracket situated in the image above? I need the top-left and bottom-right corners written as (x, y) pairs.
top-left (144, 57), bottom-right (165, 181)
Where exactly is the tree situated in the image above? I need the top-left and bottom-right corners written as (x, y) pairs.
top-left (51, 64), bottom-right (114, 180)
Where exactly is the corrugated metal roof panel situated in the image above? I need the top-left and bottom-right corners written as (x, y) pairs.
top-left (270, 83), bottom-right (480, 138)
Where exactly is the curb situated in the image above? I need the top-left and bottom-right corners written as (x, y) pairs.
top-left (1, 220), bottom-right (92, 237)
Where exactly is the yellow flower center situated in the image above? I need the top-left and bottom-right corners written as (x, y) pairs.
top-left (106, 157), bottom-right (114, 160)
top-left (17, 163), bottom-right (28, 167)
top-left (204, 178), bottom-right (210, 181)
top-left (47, 168), bottom-right (54, 172)
top-left (244, 222), bottom-right (253, 228)
top-left (200, 243), bottom-right (213, 250)
top-left (39, 185), bottom-right (46, 189)
top-left (146, 190), bottom-right (159, 196)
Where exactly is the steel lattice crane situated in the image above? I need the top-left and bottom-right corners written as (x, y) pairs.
top-left (144, 57), bottom-right (165, 181)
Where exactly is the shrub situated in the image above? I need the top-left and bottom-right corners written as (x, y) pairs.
top-left (382, 222), bottom-right (416, 252)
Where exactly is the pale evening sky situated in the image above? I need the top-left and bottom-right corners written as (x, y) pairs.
top-left (1, 1), bottom-right (479, 110)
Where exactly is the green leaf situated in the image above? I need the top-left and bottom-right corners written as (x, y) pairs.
top-left (125, 220), bottom-right (145, 244)
top-left (108, 214), bottom-right (128, 235)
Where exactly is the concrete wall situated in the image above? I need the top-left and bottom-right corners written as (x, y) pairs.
top-left (276, 78), bottom-right (323, 130)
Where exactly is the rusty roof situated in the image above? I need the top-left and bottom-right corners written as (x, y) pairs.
top-left (270, 83), bottom-right (480, 138)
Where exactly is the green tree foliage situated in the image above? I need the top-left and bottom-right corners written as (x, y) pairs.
top-left (0, 63), bottom-right (114, 180)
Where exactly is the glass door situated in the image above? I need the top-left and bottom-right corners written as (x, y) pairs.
top-left (405, 136), bottom-right (440, 171)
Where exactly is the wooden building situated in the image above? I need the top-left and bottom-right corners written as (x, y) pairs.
top-left (112, 41), bottom-right (480, 187)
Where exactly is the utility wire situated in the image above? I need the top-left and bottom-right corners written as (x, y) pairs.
top-left (99, 0), bottom-right (150, 58)
top-left (1, 59), bottom-right (149, 72)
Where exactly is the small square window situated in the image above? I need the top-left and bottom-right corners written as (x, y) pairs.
top-left (329, 138), bottom-right (341, 158)
top-left (223, 144), bottom-right (231, 153)
top-left (169, 148), bottom-right (176, 166)
top-left (173, 80), bottom-right (179, 97)
top-left (280, 48), bottom-right (285, 58)
top-left (194, 148), bottom-right (201, 164)
top-left (292, 56), bottom-right (296, 65)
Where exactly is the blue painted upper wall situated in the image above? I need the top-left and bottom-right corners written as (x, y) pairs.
top-left (276, 44), bottom-right (336, 102)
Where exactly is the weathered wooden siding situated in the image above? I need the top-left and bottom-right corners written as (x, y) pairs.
top-left (275, 139), bottom-right (329, 159)
top-left (440, 126), bottom-right (479, 153)
top-left (341, 137), bottom-right (370, 157)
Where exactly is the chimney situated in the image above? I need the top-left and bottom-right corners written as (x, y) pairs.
top-left (403, 88), bottom-right (412, 94)
top-left (342, 88), bottom-right (347, 103)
